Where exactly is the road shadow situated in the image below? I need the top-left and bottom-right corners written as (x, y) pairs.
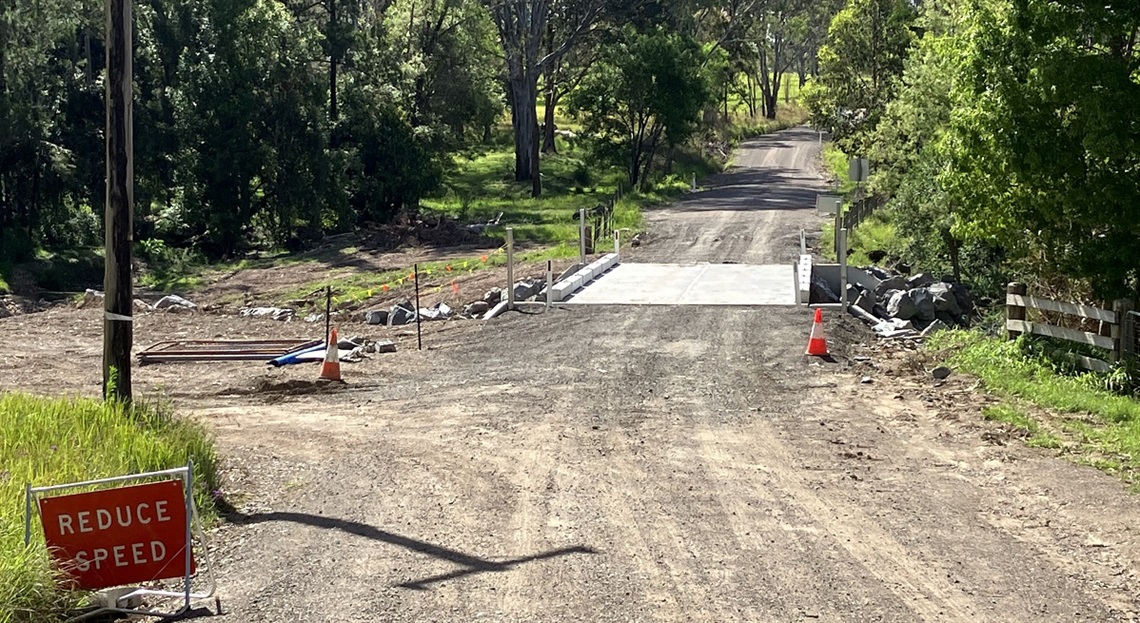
top-left (639, 167), bottom-right (827, 214)
top-left (223, 508), bottom-right (597, 590)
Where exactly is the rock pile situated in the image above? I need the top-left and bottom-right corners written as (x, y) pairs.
top-left (848, 268), bottom-right (973, 339)
top-left (362, 278), bottom-right (551, 326)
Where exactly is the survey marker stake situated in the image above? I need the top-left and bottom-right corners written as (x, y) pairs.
top-left (414, 264), bottom-right (423, 351)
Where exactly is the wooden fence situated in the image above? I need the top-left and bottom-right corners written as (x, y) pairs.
top-left (841, 197), bottom-right (874, 231)
top-left (1005, 282), bottom-right (1135, 372)
top-left (584, 184), bottom-right (622, 253)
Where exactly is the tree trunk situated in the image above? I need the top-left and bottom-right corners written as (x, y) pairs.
top-left (943, 228), bottom-right (962, 283)
top-left (757, 54), bottom-right (773, 118)
top-left (747, 72), bottom-right (757, 118)
top-left (329, 0), bottom-right (338, 124)
top-left (508, 75), bottom-right (541, 196)
top-left (542, 80), bottom-right (557, 153)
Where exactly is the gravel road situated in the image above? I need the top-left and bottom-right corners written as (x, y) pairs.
top-left (184, 127), bottom-right (1138, 621)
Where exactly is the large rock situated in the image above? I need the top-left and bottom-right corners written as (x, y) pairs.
top-left (875, 276), bottom-right (909, 298)
top-left (388, 300), bottom-right (416, 326)
top-left (513, 279), bottom-right (543, 301)
top-left (935, 311), bottom-right (959, 327)
top-left (887, 290), bottom-right (918, 320)
top-left (878, 288), bottom-right (903, 305)
top-left (77, 289), bottom-right (104, 309)
top-left (952, 283), bottom-right (975, 316)
top-left (865, 266), bottom-right (892, 280)
top-left (907, 272), bottom-right (936, 288)
top-left (928, 282), bottom-right (963, 315)
top-left (464, 300), bottom-right (490, 316)
top-left (155, 294), bottom-right (197, 311)
top-left (909, 287), bottom-right (937, 321)
top-left (364, 309), bottom-right (388, 325)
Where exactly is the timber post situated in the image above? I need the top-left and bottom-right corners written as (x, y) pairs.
top-left (1112, 299), bottom-right (1134, 363)
top-left (1006, 283), bottom-right (1027, 340)
top-left (104, 0), bottom-right (134, 402)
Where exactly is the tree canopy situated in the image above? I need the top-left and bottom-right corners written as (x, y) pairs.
top-left (811, 0), bottom-right (1140, 299)
top-left (0, 0), bottom-right (832, 266)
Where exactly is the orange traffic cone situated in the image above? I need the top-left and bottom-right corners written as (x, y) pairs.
top-left (806, 308), bottom-right (829, 356)
top-left (320, 327), bottom-right (342, 381)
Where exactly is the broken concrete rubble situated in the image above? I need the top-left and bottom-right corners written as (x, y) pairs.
top-left (240, 306), bottom-right (295, 321)
top-left (155, 294), bottom-right (197, 312)
top-left (364, 309), bottom-right (388, 325)
top-left (464, 301), bottom-right (490, 317)
top-left (419, 302), bottom-right (452, 321)
top-left (887, 290), bottom-right (917, 320)
top-left (512, 279), bottom-right (544, 302)
top-left (851, 263), bottom-right (974, 341)
top-left (388, 300), bottom-right (416, 326)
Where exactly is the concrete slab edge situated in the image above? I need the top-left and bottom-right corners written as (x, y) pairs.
top-left (551, 253), bottom-right (619, 302)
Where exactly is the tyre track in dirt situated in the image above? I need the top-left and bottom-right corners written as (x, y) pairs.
top-left (191, 126), bottom-right (1140, 621)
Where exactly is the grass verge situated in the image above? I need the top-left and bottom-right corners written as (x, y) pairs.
top-left (927, 330), bottom-right (1140, 486)
top-left (1, 393), bottom-right (219, 622)
top-left (818, 142), bottom-right (902, 263)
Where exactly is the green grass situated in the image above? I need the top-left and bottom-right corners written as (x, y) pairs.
top-left (822, 143), bottom-right (857, 196)
top-left (424, 139), bottom-right (714, 245)
top-left (928, 330), bottom-right (1140, 485)
top-left (818, 142), bottom-right (902, 263)
top-left (822, 214), bottom-right (901, 265)
top-left (1, 393), bottom-right (220, 622)
top-left (981, 404), bottom-right (1063, 449)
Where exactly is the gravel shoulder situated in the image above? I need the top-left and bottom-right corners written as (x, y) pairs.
top-left (3, 127), bottom-right (1138, 621)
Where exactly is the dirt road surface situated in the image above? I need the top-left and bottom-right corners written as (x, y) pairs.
top-left (7, 127), bottom-right (1140, 621)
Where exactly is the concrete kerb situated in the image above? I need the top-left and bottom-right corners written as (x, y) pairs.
top-left (552, 253), bottom-right (620, 302)
top-left (481, 253), bottom-right (619, 318)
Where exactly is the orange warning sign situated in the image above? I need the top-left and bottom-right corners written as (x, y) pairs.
top-left (38, 480), bottom-right (194, 590)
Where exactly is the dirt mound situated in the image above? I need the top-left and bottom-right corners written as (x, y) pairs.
top-left (219, 377), bottom-right (348, 398)
top-left (359, 214), bottom-right (499, 253)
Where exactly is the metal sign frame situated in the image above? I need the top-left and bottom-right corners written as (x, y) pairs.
top-left (816, 194), bottom-right (841, 216)
top-left (25, 462), bottom-right (219, 621)
top-left (848, 157), bottom-right (870, 183)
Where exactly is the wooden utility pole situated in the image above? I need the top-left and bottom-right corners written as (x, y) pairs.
top-left (103, 0), bottom-right (133, 402)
